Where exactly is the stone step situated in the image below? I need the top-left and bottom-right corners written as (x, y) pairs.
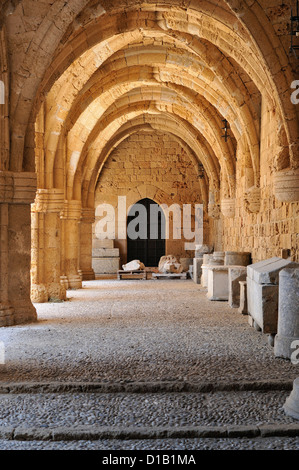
top-left (1, 423), bottom-right (299, 442)
top-left (0, 388), bottom-right (297, 436)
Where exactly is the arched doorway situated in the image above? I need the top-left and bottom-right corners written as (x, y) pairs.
top-left (127, 198), bottom-right (165, 267)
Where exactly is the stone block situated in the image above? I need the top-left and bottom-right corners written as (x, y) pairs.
top-left (228, 266), bottom-right (247, 308)
top-left (225, 251), bottom-right (252, 266)
top-left (207, 266), bottom-right (229, 301)
top-left (93, 239), bottom-right (114, 249)
top-left (274, 268), bottom-right (299, 360)
top-left (92, 257), bottom-right (120, 274)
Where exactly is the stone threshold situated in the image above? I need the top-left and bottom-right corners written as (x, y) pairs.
top-left (0, 379), bottom-right (294, 394)
top-left (0, 424), bottom-right (298, 441)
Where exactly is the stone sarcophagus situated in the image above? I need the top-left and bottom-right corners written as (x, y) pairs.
top-left (247, 257), bottom-right (299, 335)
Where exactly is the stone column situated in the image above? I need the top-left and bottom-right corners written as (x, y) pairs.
top-left (0, 171), bottom-right (37, 326)
top-left (274, 268), bottom-right (299, 359)
top-left (31, 189), bottom-right (66, 302)
top-left (61, 200), bottom-right (82, 289)
top-left (79, 207), bottom-right (95, 281)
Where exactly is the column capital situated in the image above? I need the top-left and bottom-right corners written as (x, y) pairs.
top-left (31, 188), bottom-right (65, 213)
top-left (0, 171), bottom-right (37, 204)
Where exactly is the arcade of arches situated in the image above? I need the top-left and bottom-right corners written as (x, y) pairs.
top-left (0, 0), bottom-right (299, 326)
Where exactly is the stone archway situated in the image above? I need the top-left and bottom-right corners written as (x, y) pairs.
top-left (127, 198), bottom-right (166, 267)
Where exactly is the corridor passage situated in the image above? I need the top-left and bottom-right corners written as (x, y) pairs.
top-left (0, 279), bottom-right (298, 450)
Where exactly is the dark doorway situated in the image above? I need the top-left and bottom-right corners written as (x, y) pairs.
top-left (127, 198), bottom-right (165, 267)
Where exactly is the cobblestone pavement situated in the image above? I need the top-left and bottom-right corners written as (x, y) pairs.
top-left (0, 279), bottom-right (298, 451)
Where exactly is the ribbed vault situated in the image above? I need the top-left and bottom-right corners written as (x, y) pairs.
top-left (1, 0), bottom-right (298, 307)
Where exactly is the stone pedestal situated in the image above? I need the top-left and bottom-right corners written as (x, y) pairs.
top-left (207, 266), bottom-right (229, 301)
top-left (247, 257), bottom-right (299, 335)
top-left (225, 251), bottom-right (252, 267)
top-left (284, 378), bottom-right (299, 421)
top-left (228, 266), bottom-right (247, 308)
top-left (274, 268), bottom-right (299, 360)
top-left (193, 257), bottom-right (204, 284)
top-left (0, 172), bottom-right (37, 325)
top-left (238, 281), bottom-right (248, 315)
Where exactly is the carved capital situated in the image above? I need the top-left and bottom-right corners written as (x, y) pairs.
top-left (221, 198), bottom-right (235, 218)
top-left (31, 188), bottom-right (65, 213)
top-left (274, 169), bottom-right (299, 202)
top-left (244, 186), bottom-right (260, 214)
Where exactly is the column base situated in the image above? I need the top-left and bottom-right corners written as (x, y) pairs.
top-left (13, 304), bottom-right (37, 325)
top-left (0, 304), bottom-right (14, 327)
top-left (67, 274), bottom-right (82, 289)
top-left (80, 269), bottom-right (95, 281)
top-left (31, 283), bottom-right (67, 303)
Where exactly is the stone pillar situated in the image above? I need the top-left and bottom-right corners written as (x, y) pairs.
top-left (79, 208), bottom-right (95, 281)
top-left (284, 378), bottom-right (299, 421)
top-left (61, 200), bottom-right (82, 289)
top-left (31, 189), bottom-right (66, 303)
top-left (0, 172), bottom-right (37, 326)
top-left (274, 268), bottom-right (299, 360)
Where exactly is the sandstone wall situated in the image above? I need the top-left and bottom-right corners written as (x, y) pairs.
top-left (221, 101), bottom-right (299, 263)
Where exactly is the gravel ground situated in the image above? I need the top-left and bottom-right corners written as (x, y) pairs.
top-left (0, 279), bottom-right (298, 451)
top-left (0, 280), bottom-right (297, 384)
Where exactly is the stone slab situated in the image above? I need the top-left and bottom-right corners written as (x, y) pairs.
top-left (247, 257), bottom-right (297, 285)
